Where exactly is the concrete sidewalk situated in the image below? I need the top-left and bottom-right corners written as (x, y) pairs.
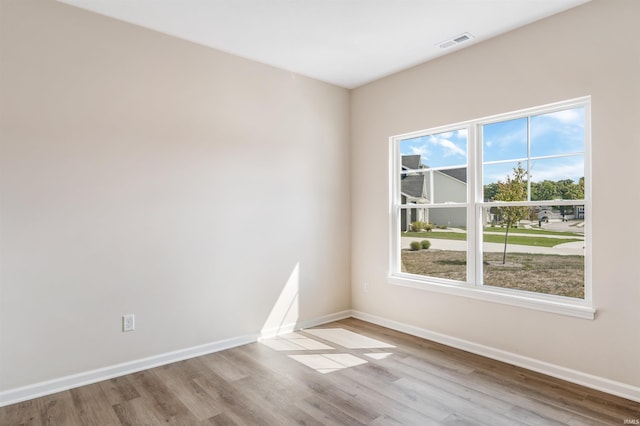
top-left (402, 237), bottom-right (585, 256)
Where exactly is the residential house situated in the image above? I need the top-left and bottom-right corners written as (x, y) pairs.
top-left (401, 155), bottom-right (466, 230)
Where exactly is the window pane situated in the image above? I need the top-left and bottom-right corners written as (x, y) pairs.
top-left (400, 207), bottom-right (467, 282)
top-left (482, 117), bottom-right (527, 162)
top-left (483, 161), bottom-right (528, 201)
top-left (481, 205), bottom-right (585, 298)
top-left (531, 107), bottom-right (584, 157)
top-left (399, 129), bottom-right (467, 169)
top-left (530, 156), bottom-right (584, 201)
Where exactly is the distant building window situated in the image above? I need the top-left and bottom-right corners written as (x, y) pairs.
top-left (389, 98), bottom-right (592, 317)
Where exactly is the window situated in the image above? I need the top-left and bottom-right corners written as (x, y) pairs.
top-left (389, 98), bottom-right (593, 318)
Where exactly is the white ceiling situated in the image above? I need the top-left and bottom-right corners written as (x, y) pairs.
top-left (58, 0), bottom-right (590, 89)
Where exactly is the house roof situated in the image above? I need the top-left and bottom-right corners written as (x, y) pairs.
top-left (401, 155), bottom-right (425, 199)
top-left (440, 168), bottom-right (467, 183)
top-left (401, 174), bottom-right (427, 199)
top-left (401, 155), bottom-right (421, 170)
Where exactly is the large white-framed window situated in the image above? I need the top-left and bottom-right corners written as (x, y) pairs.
top-left (389, 97), bottom-right (593, 319)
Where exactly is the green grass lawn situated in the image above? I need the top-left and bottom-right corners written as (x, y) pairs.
top-left (483, 234), bottom-right (582, 247)
top-left (403, 231), bottom-right (467, 240)
top-left (401, 231), bottom-right (583, 247)
top-left (482, 226), bottom-right (582, 237)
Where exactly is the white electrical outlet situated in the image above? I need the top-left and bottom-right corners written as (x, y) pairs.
top-left (364, 282), bottom-right (370, 293)
top-left (122, 314), bottom-right (135, 332)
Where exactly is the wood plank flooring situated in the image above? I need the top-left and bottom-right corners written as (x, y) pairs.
top-left (1, 318), bottom-right (639, 425)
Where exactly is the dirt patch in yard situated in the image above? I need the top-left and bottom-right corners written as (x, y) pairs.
top-left (401, 250), bottom-right (584, 298)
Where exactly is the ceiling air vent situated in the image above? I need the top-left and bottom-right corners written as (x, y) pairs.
top-left (438, 32), bottom-right (475, 49)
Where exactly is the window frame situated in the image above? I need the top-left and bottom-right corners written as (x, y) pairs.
top-left (388, 97), bottom-right (594, 319)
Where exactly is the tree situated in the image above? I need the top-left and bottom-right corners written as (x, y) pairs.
top-left (531, 178), bottom-right (584, 201)
top-left (556, 179), bottom-right (576, 199)
top-left (493, 163), bottom-right (530, 264)
top-left (562, 178), bottom-right (584, 200)
top-left (531, 180), bottom-right (558, 201)
top-left (483, 182), bottom-right (500, 201)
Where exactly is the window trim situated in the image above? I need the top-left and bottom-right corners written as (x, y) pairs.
top-left (388, 97), bottom-right (593, 319)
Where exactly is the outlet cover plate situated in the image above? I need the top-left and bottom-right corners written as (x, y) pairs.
top-left (123, 314), bottom-right (135, 332)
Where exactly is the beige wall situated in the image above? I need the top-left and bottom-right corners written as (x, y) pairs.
top-left (0, 0), bottom-right (351, 390)
top-left (351, 0), bottom-right (640, 388)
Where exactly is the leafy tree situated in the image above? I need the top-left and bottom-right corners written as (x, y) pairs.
top-left (563, 178), bottom-right (584, 199)
top-left (531, 180), bottom-right (558, 201)
top-left (531, 177), bottom-right (584, 201)
top-left (493, 163), bottom-right (530, 264)
top-left (556, 179), bottom-right (576, 199)
top-left (483, 182), bottom-right (500, 201)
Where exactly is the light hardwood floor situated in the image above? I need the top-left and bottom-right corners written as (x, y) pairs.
top-left (1, 318), bottom-right (639, 425)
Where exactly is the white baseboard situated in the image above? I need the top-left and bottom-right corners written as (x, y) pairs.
top-left (259, 309), bottom-right (352, 340)
top-left (351, 310), bottom-right (640, 403)
top-left (0, 334), bottom-right (257, 408)
top-left (0, 310), bottom-right (351, 407)
top-left (5, 309), bottom-right (636, 407)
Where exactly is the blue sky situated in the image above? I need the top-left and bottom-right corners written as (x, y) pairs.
top-left (399, 129), bottom-right (468, 169)
top-left (400, 106), bottom-right (585, 184)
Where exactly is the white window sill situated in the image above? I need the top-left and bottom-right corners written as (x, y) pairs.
top-left (388, 274), bottom-right (595, 320)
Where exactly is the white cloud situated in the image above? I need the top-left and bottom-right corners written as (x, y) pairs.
top-left (530, 160), bottom-right (584, 182)
top-left (530, 107), bottom-right (584, 147)
top-left (410, 145), bottom-right (429, 157)
top-left (456, 129), bottom-right (468, 139)
top-left (492, 130), bottom-right (527, 148)
top-left (544, 109), bottom-right (581, 124)
top-left (485, 171), bottom-right (508, 184)
top-left (435, 138), bottom-right (466, 157)
top-left (440, 131), bottom-right (454, 138)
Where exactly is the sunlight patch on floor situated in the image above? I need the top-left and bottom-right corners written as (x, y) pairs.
top-left (288, 354), bottom-right (367, 374)
top-left (304, 328), bottom-right (395, 349)
top-left (261, 327), bottom-right (395, 374)
top-left (364, 352), bottom-right (393, 360)
top-left (260, 332), bottom-right (334, 351)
